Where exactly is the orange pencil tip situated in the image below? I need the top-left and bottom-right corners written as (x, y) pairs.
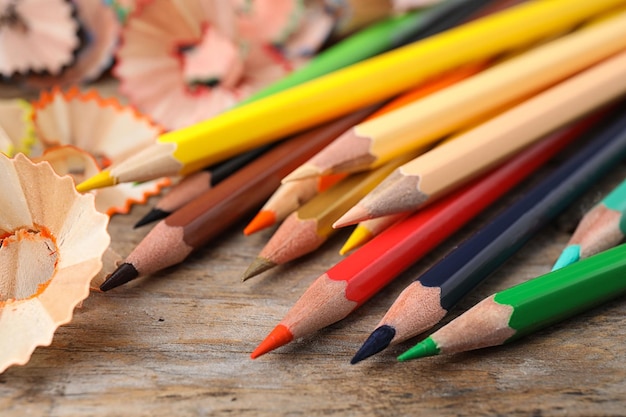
top-left (250, 324), bottom-right (294, 359)
top-left (317, 172), bottom-right (348, 192)
top-left (243, 210), bottom-right (276, 235)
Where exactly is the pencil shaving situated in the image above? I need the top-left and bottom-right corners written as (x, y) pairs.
top-left (0, 0), bottom-right (80, 76)
top-left (0, 153), bottom-right (110, 373)
top-left (31, 87), bottom-right (171, 215)
top-left (0, 98), bottom-right (36, 156)
top-left (114, 0), bottom-right (332, 129)
top-left (24, 0), bottom-right (121, 88)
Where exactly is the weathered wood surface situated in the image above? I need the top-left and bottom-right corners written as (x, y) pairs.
top-left (2, 82), bottom-right (626, 416)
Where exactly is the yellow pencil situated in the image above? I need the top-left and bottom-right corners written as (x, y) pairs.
top-left (335, 49), bottom-right (626, 227)
top-left (77, 0), bottom-right (626, 192)
top-left (284, 8), bottom-right (626, 180)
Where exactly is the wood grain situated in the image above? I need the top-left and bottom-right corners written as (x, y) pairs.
top-left (2, 81), bottom-right (626, 416)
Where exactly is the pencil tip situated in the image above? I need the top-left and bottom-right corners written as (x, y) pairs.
top-left (76, 170), bottom-right (116, 192)
top-left (241, 257), bottom-right (276, 281)
top-left (551, 244), bottom-right (581, 271)
top-left (134, 208), bottom-right (170, 228)
top-left (351, 325), bottom-right (396, 364)
top-left (250, 324), bottom-right (294, 359)
top-left (333, 204), bottom-right (369, 228)
top-left (100, 262), bottom-right (139, 292)
top-left (243, 211), bottom-right (276, 235)
top-left (282, 164), bottom-right (322, 183)
top-left (339, 225), bottom-right (373, 255)
top-left (397, 336), bottom-right (439, 362)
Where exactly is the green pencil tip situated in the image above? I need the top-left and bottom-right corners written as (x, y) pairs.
top-left (551, 244), bottom-right (581, 271)
top-left (397, 337), bottom-right (439, 361)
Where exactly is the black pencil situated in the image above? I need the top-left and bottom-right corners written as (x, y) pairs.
top-left (135, 144), bottom-right (273, 228)
top-left (352, 104), bottom-right (626, 364)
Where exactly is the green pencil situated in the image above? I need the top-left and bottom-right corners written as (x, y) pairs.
top-left (552, 177), bottom-right (626, 270)
top-left (237, 10), bottom-right (427, 106)
top-left (398, 242), bottom-right (626, 361)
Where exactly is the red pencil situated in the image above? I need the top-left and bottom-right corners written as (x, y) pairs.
top-left (250, 113), bottom-right (601, 358)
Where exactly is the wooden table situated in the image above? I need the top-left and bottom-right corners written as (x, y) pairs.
top-left (2, 83), bottom-right (626, 417)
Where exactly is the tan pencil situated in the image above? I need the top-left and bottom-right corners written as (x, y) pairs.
top-left (334, 49), bottom-right (626, 227)
top-left (284, 10), bottom-right (626, 181)
top-left (241, 154), bottom-right (418, 281)
top-left (243, 173), bottom-right (348, 235)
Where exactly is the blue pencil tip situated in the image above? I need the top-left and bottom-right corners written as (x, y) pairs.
top-left (350, 325), bottom-right (396, 364)
top-left (552, 244), bottom-right (581, 271)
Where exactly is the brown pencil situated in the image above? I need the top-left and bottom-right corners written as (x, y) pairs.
top-left (135, 144), bottom-right (273, 228)
top-left (99, 106), bottom-right (379, 291)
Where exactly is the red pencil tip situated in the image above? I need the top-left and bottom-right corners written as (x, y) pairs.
top-left (244, 210), bottom-right (276, 235)
top-left (250, 324), bottom-right (294, 359)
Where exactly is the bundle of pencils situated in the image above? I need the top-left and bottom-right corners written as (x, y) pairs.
top-left (85, 0), bottom-right (626, 367)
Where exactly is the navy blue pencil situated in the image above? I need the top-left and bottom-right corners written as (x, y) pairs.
top-left (351, 104), bottom-right (626, 364)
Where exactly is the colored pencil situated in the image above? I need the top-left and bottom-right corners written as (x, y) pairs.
top-left (135, 144), bottom-right (274, 228)
top-left (243, 173), bottom-right (348, 235)
top-left (239, 0), bottom-right (497, 108)
top-left (133, 1), bottom-right (488, 229)
top-left (388, 0), bottom-right (505, 46)
top-left (241, 153), bottom-right (417, 282)
top-left (98, 107), bottom-right (379, 292)
top-left (335, 48), bottom-right (626, 227)
top-left (249, 109), bottom-right (594, 359)
top-left (353, 105), bottom-right (626, 364)
top-left (246, 60), bottom-right (487, 235)
top-left (398, 242), bottom-right (626, 361)
top-left (552, 177), bottom-right (626, 271)
top-left (284, 10), bottom-right (626, 182)
top-left (339, 213), bottom-right (410, 255)
top-left (76, 0), bottom-right (619, 191)
top-left (282, 59), bottom-right (487, 184)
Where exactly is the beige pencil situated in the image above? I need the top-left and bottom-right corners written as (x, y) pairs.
top-left (334, 48), bottom-right (626, 227)
top-left (284, 10), bottom-right (626, 182)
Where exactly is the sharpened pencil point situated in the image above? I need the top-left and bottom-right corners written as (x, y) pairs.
top-left (100, 263), bottom-right (139, 292)
top-left (134, 208), bottom-right (171, 228)
top-left (250, 324), bottom-right (294, 359)
top-left (241, 257), bottom-right (277, 281)
top-left (282, 164), bottom-right (322, 183)
top-left (243, 210), bottom-right (276, 235)
top-left (551, 244), bottom-right (581, 271)
top-left (333, 204), bottom-right (369, 228)
top-left (76, 170), bottom-right (116, 192)
top-left (397, 336), bottom-right (440, 361)
top-left (339, 225), bottom-right (373, 255)
top-left (351, 325), bottom-right (396, 364)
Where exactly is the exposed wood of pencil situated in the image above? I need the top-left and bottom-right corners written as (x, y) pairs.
top-left (399, 243), bottom-right (626, 361)
top-left (285, 11), bottom-right (626, 181)
top-left (335, 48), bottom-right (626, 227)
top-left (250, 110), bottom-right (589, 359)
top-left (553, 178), bottom-right (626, 270)
top-left (98, 107), bottom-right (378, 291)
top-left (135, 144), bottom-right (272, 227)
top-left (241, 155), bottom-right (415, 281)
top-left (351, 107), bottom-right (626, 363)
top-left (77, 0), bottom-right (622, 192)
top-left (339, 213), bottom-right (410, 255)
top-left (282, 63), bottom-right (485, 182)
top-left (243, 173), bottom-right (348, 235)
top-left (396, 106), bottom-right (626, 362)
